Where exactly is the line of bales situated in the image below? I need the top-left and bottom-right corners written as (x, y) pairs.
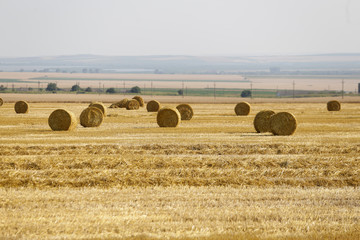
top-left (0, 97), bottom-right (341, 136)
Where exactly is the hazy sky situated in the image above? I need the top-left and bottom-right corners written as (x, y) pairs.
top-left (0, 0), bottom-right (359, 57)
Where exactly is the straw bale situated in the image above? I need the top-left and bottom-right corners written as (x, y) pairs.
top-left (80, 107), bottom-right (104, 127)
top-left (132, 96), bottom-right (144, 107)
top-left (176, 104), bottom-right (194, 120)
top-left (109, 98), bottom-right (129, 108)
top-left (48, 109), bottom-right (77, 131)
top-left (157, 107), bottom-right (181, 127)
top-left (327, 100), bottom-right (341, 111)
top-left (234, 102), bottom-right (251, 116)
top-left (89, 102), bottom-right (107, 116)
top-left (270, 112), bottom-right (297, 136)
top-left (0, 98), bottom-right (3, 106)
top-left (126, 99), bottom-right (140, 110)
top-left (109, 103), bottom-right (119, 108)
top-left (254, 110), bottom-right (276, 133)
top-left (146, 100), bottom-right (161, 112)
top-left (14, 101), bottom-right (29, 114)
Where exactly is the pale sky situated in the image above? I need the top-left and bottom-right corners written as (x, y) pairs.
top-left (0, 0), bottom-right (359, 57)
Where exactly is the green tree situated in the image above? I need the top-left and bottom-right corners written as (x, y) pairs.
top-left (71, 84), bottom-right (81, 92)
top-left (46, 83), bottom-right (57, 92)
top-left (241, 90), bottom-right (252, 98)
top-left (106, 88), bottom-right (116, 94)
top-left (85, 87), bottom-right (92, 92)
top-left (178, 89), bottom-right (184, 96)
top-left (0, 85), bottom-right (7, 91)
top-left (130, 86), bottom-right (141, 93)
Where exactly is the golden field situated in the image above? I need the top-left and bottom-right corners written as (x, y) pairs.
top-left (0, 97), bottom-right (359, 239)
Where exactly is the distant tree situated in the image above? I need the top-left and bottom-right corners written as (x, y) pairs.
top-left (82, 68), bottom-right (88, 73)
top-left (241, 90), bottom-right (252, 98)
top-left (106, 88), bottom-right (116, 94)
top-left (85, 87), bottom-right (92, 92)
top-left (46, 83), bottom-right (58, 92)
top-left (28, 87), bottom-right (33, 91)
top-left (71, 84), bottom-right (81, 92)
top-left (130, 86), bottom-right (141, 93)
top-left (178, 89), bottom-right (184, 96)
top-left (0, 85), bottom-right (7, 91)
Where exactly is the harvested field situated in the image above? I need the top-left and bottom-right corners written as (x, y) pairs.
top-left (0, 101), bottom-right (359, 239)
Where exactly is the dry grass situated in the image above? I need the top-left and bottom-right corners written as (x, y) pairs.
top-left (0, 101), bottom-right (360, 239)
top-left (1, 187), bottom-right (359, 239)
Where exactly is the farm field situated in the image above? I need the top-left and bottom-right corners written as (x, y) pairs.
top-left (0, 99), bottom-right (360, 239)
top-left (1, 72), bottom-right (360, 92)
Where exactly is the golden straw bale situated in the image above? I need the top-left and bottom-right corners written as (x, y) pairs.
top-left (270, 112), bottom-right (297, 136)
top-left (147, 100), bottom-right (161, 112)
top-left (126, 99), bottom-right (140, 110)
top-left (14, 101), bottom-right (29, 114)
top-left (176, 104), bottom-right (194, 120)
top-left (80, 107), bottom-right (104, 127)
top-left (327, 100), bottom-right (341, 111)
top-left (110, 99), bottom-right (128, 108)
top-left (109, 103), bottom-right (118, 108)
top-left (132, 96), bottom-right (144, 107)
top-left (0, 98), bottom-right (3, 106)
top-left (157, 107), bottom-right (181, 127)
top-left (117, 99), bottom-right (128, 108)
top-left (234, 102), bottom-right (251, 116)
top-left (89, 102), bottom-right (107, 116)
top-left (48, 109), bottom-right (77, 131)
top-left (254, 110), bottom-right (276, 133)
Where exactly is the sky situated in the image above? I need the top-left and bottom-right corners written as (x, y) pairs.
top-left (0, 0), bottom-right (360, 57)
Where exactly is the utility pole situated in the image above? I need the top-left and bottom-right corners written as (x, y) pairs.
top-left (151, 81), bottom-right (153, 97)
top-left (213, 81), bottom-right (216, 101)
top-left (182, 81), bottom-right (184, 98)
top-left (342, 79), bottom-right (344, 99)
top-left (250, 81), bottom-right (253, 99)
top-left (292, 80), bottom-right (295, 99)
top-left (123, 81), bottom-right (125, 95)
top-left (99, 82), bottom-right (101, 95)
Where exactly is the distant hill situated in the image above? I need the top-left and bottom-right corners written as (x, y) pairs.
top-left (1, 54), bottom-right (360, 74)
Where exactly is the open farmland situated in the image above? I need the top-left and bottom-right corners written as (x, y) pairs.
top-left (0, 99), bottom-right (359, 239)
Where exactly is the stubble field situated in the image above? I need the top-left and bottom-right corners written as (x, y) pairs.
top-left (0, 98), bottom-right (359, 239)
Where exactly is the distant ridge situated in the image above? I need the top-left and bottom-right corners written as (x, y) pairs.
top-left (1, 53), bottom-right (360, 74)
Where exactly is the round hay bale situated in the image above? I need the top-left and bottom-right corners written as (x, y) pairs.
top-left (327, 100), bottom-right (341, 111)
top-left (147, 100), bottom-right (161, 112)
top-left (14, 101), bottom-right (29, 114)
top-left (0, 98), bottom-right (3, 107)
top-left (89, 102), bottom-right (107, 116)
top-left (80, 107), bottom-right (104, 127)
top-left (234, 102), bottom-right (251, 116)
top-left (109, 103), bottom-right (118, 108)
top-left (176, 104), bottom-right (194, 120)
top-left (117, 98), bottom-right (129, 108)
top-left (126, 99), bottom-right (140, 110)
top-left (48, 109), bottom-right (77, 131)
top-left (270, 112), bottom-right (297, 136)
top-left (254, 110), bottom-right (276, 133)
top-left (132, 96), bottom-right (144, 107)
top-left (157, 107), bottom-right (181, 127)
